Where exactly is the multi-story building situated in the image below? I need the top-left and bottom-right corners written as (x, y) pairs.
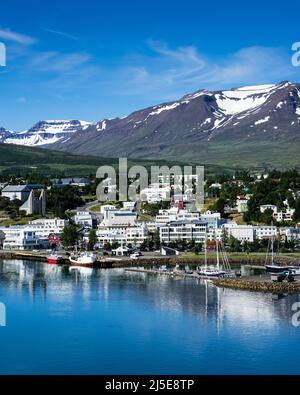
top-left (96, 224), bottom-right (147, 246)
top-left (74, 211), bottom-right (96, 228)
top-left (223, 224), bottom-right (254, 242)
top-left (26, 218), bottom-right (67, 238)
top-left (100, 210), bottom-right (137, 227)
top-left (254, 226), bottom-right (277, 240)
top-left (0, 227), bottom-right (41, 250)
top-left (160, 220), bottom-right (207, 245)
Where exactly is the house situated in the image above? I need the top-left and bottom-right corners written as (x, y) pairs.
top-left (236, 195), bottom-right (249, 213)
top-left (161, 246), bottom-right (180, 256)
top-left (112, 245), bottom-right (134, 257)
top-left (260, 204), bottom-right (295, 221)
top-left (1, 185), bottom-right (30, 201)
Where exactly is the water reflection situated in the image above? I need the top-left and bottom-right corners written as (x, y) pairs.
top-left (0, 259), bottom-right (299, 328)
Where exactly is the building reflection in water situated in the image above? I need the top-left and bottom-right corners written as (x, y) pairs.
top-left (0, 259), bottom-right (299, 328)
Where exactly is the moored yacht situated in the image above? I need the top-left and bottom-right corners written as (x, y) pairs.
top-left (197, 239), bottom-right (233, 278)
top-left (265, 236), bottom-right (291, 273)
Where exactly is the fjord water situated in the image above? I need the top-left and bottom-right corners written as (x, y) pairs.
top-left (0, 260), bottom-right (300, 375)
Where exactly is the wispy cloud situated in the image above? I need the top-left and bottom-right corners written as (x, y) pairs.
top-left (30, 51), bottom-right (91, 72)
top-left (114, 41), bottom-right (298, 99)
top-left (0, 28), bottom-right (36, 45)
top-left (44, 29), bottom-right (79, 41)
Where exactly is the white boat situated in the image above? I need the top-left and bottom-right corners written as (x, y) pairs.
top-left (197, 239), bottom-right (234, 278)
top-left (69, 251), bottom-right (96, 267)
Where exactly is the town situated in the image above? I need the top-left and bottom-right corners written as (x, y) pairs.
top-left (0, 169), bottom-right (300, 258)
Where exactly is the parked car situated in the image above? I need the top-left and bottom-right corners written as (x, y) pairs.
top-left (130, 252), bottom-right (141, 259)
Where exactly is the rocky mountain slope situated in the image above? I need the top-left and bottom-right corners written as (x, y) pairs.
top-left (2, 81), bottom-right (300, 167)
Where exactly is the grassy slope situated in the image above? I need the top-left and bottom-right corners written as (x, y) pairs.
top-left (0, 143), bottom-right (237, 176)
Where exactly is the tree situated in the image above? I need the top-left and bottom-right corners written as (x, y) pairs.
top-left (88, 229), bottom-right (97, 250)
top-left (61, 225), bottom-right (78, 249)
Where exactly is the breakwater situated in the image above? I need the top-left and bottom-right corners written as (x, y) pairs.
top-left (212, 277), bottom-right (300, 294)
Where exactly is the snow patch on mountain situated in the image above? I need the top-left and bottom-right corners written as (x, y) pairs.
top-left (254, 116), bottom-right (270, 125)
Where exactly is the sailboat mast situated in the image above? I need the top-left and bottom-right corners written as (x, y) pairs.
top-left (271, 235), bottom-right (274, 265)
top-left (216, 240), bottom-right (220, 270)
top-left (205, 234), bottom-right (207, 270)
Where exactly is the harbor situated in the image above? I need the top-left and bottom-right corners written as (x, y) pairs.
top-left (1, 257), bottom-right (300, 375)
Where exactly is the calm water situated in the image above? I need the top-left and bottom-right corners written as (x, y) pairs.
top-left (0, 259), bottom-right (300, 375)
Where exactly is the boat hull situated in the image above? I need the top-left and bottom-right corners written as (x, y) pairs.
top-left (47, 257), bottom-right (63, 264)
top-left (68, 257), bottom-right (96, 267)
top-left (265, 265), bottom-right (291, 273)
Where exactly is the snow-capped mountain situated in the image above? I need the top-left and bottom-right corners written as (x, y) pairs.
top-left (2, 81), bottom-right (300, 166)
top-left (0, 127), bottom-right (13, 142)
top-left (3, 120), bottom-right (93, 147)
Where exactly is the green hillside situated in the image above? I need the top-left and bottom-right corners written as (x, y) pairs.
top-left (0, 143), bottom-right (238, 177)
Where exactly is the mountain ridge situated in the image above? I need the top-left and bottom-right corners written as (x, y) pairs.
top-left (2, 81), bottom-right (300, 167)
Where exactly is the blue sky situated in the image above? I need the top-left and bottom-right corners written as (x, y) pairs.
top-left (0, 0), bottom-right (300, 130)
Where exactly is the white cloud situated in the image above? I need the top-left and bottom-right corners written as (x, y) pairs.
top-left (116, 42), bottom-right (298, 98)
top-left (0, 28), bottom-right (36, 45)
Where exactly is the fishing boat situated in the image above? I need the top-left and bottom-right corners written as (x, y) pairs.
top-left (265, 236), bottom-right (291, 273)
top-left (69, 251), bottom-right (96, 267)
top-left (47, 253), bottom-right (63, 264)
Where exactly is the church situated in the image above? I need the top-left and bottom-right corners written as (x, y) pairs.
top-left (20, 189), bottom-right (46, 216)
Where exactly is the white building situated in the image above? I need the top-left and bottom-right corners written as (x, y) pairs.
top-left (96, 224), bottom-right (147, 247)
top-left (100, 210), bottom-right (137, 227)
top-left (101, 204), bottom-right (117, 216)
top-left (155, 209), bottom-right (200, 226)
top-left (0, 227), bottom-right (41, 250)
top-left (260, 204), bottom-right (295, 222)
top-left (74, 211), bottom-right (96, 228)
top-left (122, 201), bottom-right (136, 211)
top-left (26, 218), bottom-right (67, 238)
top-left (140, 184), bottom-right (171, 203)
top-left (254, 226), bottom-right (277, 240)
top-left (96, 229), bottom-right (127, 246)
top-left (1, 185), bottom-right (31, 201)
top-left (160, 220), bottom-right (207, 245)
top-left (224, 224), bottom-right (254, 242)
top-left (200, 211), bottom-right (225, 229)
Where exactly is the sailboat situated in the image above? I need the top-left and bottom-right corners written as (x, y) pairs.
top-left (265, 236), bottom-right (291, 273)
top-left (197, 239), bottom-right (227, 278)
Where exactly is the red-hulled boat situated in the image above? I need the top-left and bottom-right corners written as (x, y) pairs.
top-left (47, 253), bottom-right (63, 264)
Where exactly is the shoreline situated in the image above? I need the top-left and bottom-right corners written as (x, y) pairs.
top-left (2, 251), bottom-right (300, 294)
